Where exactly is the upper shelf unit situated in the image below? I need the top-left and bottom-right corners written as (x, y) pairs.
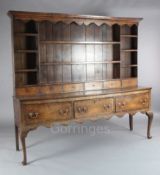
top-left (10, 11), bottom-right (142, 87)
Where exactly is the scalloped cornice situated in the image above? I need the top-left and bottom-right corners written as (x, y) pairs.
top-left (8, 11), bottom-right (142, 26)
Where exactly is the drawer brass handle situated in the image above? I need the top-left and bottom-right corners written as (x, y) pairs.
top-left (59, 108), bottom-right (69, 115)
top-left (77, 106), bottom-right (88, 113)
top-left (103, 104), bottom-right (111, 110)
top-left (59, 109), bottom-right (64, 115)
top-left (118, 102), bottom-right (126, 108)
top-left (122, 102), bottom-right (126, 106)
top-left (83, 106), bottom-right (88, 112)
top-left (28, 112), bottom-right (39, 119)
top-left (78, 107), bottom-right (82, 113)
top-left (140, 98), bottom-right (148, 105)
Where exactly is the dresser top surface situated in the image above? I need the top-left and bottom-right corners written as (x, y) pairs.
top-left (14, 87), bottom-right (151, 101)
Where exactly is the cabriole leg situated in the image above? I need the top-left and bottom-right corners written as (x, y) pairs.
top-left (129, 114), bottom-right (133, 131)
top-left (20, 133), bottom-right (27, 165)
top-left (15, 125), bottom-right (19, 151)
top-left (145, 111), bottom-right (153, 139)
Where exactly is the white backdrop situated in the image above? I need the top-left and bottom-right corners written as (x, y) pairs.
top-left (1, 1), bottom-right (160, 174)
top-left (0, 0), bottom-right (160, 124)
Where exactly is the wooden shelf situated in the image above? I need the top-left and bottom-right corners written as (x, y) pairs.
top-left (15, 50), bottom-right (38, 53)
top-left (121, 35), bottom-right (137, 38)
top-left (15, 69), bottom-right (38, 73)
top-left (40, 41), bottom-right (120, 45)
top-left (15, 33), bottom-right (38, 36)
top-left (121, 49), bottom-right (137, 52)
top-left (39, 79), bottom-right (121, 85)
top-left (40, 61), bottom-right (121, 65)
top-left (121, 77), bottom-right (137, 80)
top-left (129, 64), bottom-right (137, 67)
top-left (121, 65), bottom-right (137, 68)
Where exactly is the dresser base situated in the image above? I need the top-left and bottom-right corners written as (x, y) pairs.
top-left (14, 87), bottom-right (153, 165)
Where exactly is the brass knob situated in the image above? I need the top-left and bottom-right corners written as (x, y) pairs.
top-left (83, 106), bottom-right (88, 113)
top-left (103, 104), bottom-right (111, 110)
top-left (77, 106), bottom-right (87, 113)
top-left (64, 108), bottom-right (69, 114)
top-left (140, 98), bottom-right (147, 105)
top-left (28, 112), bottom-right (39, 119)
top-left (118, 102), bottom-right (121, 106)
top-left (118, 102), bottom-right (126, 108)
top-left (77, 107), bottom-right (82, 113)
top-left (59, 108), bottom-right (69, 115)
top-left (121, 102), bottom-right (126, 107)
top-left (59, 109), bottom-right (64, 115)
top-left (66, 108), bottom-right (69, 113)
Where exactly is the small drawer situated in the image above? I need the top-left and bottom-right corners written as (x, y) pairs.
top-left (122, 78), bottom-right (137, 88)
top-left (116, 92), bottom-right (149, 112)
top-left (22, 101), bottom-right (72, 125)
top-left (39, 85), bottom-right (62, 95)
top-left (63, 83), bottom-right (83, 93)
top-left (103, 80), bottom-right (121, 89)
top-left (16, 84), bottom-right (62, 96)
top-left (85, 82), bottom-right (103, 91)
top-left (74, 98), bottom-right (114, 119)
top-left (16, 86), bottom-right (39, 96)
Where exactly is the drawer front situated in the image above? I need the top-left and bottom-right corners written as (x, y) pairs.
top-left (103, 80), bottom-right (121, 89)
top-left (74, 98), bottom-right (114, 119)
top-left (22, 102), bottom-right (72, 125)
top-left (116, 92), bottom-right (149, 112)
top-left (122, 78), bottom-right (137, 88)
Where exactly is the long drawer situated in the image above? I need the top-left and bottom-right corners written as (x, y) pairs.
top-left (22, 101), bottom-right (72, 125)
top-left (116, 92), bottom-right (149, 112)
top-left (74, 98), bottom-right (114, 118)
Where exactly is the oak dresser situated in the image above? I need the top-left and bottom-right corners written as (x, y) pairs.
top-left (9, 11), bottom-right (153, 165)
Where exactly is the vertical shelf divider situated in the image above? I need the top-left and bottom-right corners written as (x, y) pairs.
top-left (37, 22), bottom-right (41, 85)
top-left (93, 24), bottom-right (95, 82)
top-left (84, 24), bottom-right (87, 92)
top-left (120, 24), bottom-right (122, 81)
top-left (102, 25), bottom-right (104, 89)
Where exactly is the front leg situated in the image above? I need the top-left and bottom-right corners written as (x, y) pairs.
top-left (20, 132), bottom-right (27, 165)
top-left (15, 125), bottom-right (19, 151)
top-left (129, 113), bottom-right (133, 131)
top-left (145, 111), bottom-right (153, 139)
